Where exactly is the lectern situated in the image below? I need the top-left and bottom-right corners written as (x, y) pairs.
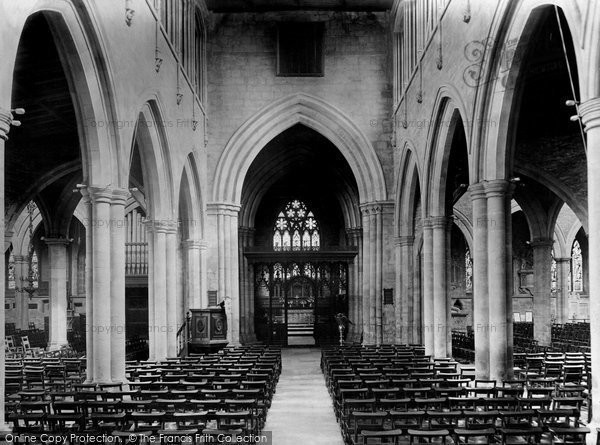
top-left (188, 307), bottom-right (229, 353)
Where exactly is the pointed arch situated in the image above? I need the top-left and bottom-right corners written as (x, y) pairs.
top-left (395, 141), bottom-right (423, 237)
top-left (132, 100), bottom-right (175, 220)
top-left (24, 1), bottom-right (121, 186)
top-left (473, 1), bottom-right (584, 180)
top-left (212, 92), bottom-right (387, 205)
top-left (422, 93), bottom-right (469, 217)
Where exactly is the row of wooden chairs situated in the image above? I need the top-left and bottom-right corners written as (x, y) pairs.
top-left (322, 345), bottom-right (591, 444)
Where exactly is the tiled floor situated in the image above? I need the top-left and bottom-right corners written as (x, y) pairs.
top-left (264, 347), bottom-right (344, 445)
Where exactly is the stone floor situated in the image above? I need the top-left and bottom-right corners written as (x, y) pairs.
top-left (264, 347), bottom-right (344, 445)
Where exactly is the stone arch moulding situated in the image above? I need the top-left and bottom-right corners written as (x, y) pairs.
top-left (25, 0), bottom-right (121, 187)
top-left (133, 100), bottom-right (175, 220)
top-left (394, 142), bottom-right (423, 237)
top-left (422, 91), bottom-right (469, 218)
top-left (212, 92), bottom-right (387, 205)
top-left (473, 0), bottom-right (584, 181)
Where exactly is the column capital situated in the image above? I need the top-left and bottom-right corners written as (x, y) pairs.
top-left (360, 200), bottom-right (394, 215)
top-left (468, 182), bottom-right (487, 201)
top-left (422, 218), bottom-right (433, 230)
top-left (530, 238), bottom-right (554, 249)
top-left (554, 257), bottom-right (571, 263)
top-left (483, 179), bottom-right (512, 198)
top-left (579, 97), bottom-right (600, 131)
top-left (206, 202), bottom-right (241, 216)
top-left (79, 185), bottom-right (115, 204)
top-left (0, 107), bottom-right (13, 141)
top-left (13, 254), bottom-right (28, 263)
top-left (346, 227), bottom-right (363, 238)
top-left (145, 219), bottom-right (178, 234)
top-left (43, 237), bottom-right (72, 247)
top-left (111, 188), bottom-right (131, 206)
top-left (182, 239), bottom-right (203, 250)
top-left (395, 235), bottom-right (415, 247)
top-left (430, 215), bottom-right (451, 229)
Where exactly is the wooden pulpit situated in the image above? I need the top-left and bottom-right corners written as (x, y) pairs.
top-left (188, 307), bottom-right (229, 353)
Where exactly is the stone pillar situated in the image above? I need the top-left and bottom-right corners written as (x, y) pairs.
top-left (422, 219), bottom-right (434, 356)
top-left (394, 237), bottom-right (402, 343)
top-left (470, 183), bottom-right (490, 379)
top-left (432, 216), bottom-right (450, 358)
top-left (531, 238), bottom-right (554, 346)
top-left (151, 221), bottom-right (168, 360)
top-left (199, 241), bottom-right (208, 308)
top-left (412, 247), bottom-right (422, 345)
top-left (0, 108), bottom-right (11, 430)
top-left (145, 222), bottom-right (156, 360)
top-left (360, 204), bottom-right (385, 345)
top-left (165, 224), bottom-right (178, 357)
top-left (555, 258), bottom-right (571, 324)
top-left (13, 255), bottom-right (29, 330)
top-left (485, 180), bottom-right (512, 382)
top-left (399, 236), bottom-right (415, 345)
top-left (208, 203), bottom-right (241, 345)
top-left (83, 186), bottom-right (113, 383)
top-left (110, 189), bottom-right (128, 383)
top-left (578, 98), bottom-right (600, 444)
top-left (238, 226), bottom-right (255, 343)
top-left (45, 238), bottom-right (71, 350)
top-left (347, 228), bottom-right (363, 342)
top-left (182, 239), bottom-right (201, 309)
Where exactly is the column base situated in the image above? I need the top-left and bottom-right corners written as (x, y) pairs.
top-left (585, 422), bottom-right (598, 445)
top-left (0, 422), bottom-right (12, 434)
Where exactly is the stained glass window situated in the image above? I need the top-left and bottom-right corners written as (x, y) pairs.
top-left (571, 240), bottom-right (583, 292)
top-left (273, 200), bottom-right (320, 251)
top-left (465, 248), bottom-right (473, 292)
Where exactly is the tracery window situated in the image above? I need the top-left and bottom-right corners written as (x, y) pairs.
top-left (273, 200), bottom-right (320, 251)
top-left (571, 240), bottom-right (583, 292)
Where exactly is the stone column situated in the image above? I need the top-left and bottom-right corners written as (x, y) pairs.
top-left (394, 237), bottom-right (402, 343)
top-left (110, 189), bottom-right (128, 383)
top-left (45, 238), bottom-right (71, 350)
top-left (152, 221), bottom-right (168, 360)
top-left (346, 228), bottom-right (362, 342)
top-left (578, 98), bottom-right (600, 443)
top-left (431, 216), bottom-right (450, 358)
top-left (13, 254), bottom-right (29, 330)
top-left (360, 204), bottom-right (385, 345)
top-left (399, 236), bottom-right (415, 345)
top-left (555, 258), bottom-right (571, 324)
top-left (422, 219), bottom-right (434, 355)
top-left (0, 106), bottom-right (13, 429)
top-left (485, 180), bottom-right (512, 382)
top-left (145, 221), bottom-right (156, 360)
top-left (182, 239), bottom-right (201, 309)
top-left (165, 223), bottom-right (178, 357)
top-left (412, 247), bottom-right (422, 345)
top-left (238, 226), bottom-right (254, 343)
top-left (531, 238), bottom-right (554, 346)
top-left (470, 182), bottom-right (490, 379)
top-left (208, 203), bottom-right (241, 345)
top-left (82, 186), bottom-right (113, 383)
top-left (198, 241), bottom-right (208, 308)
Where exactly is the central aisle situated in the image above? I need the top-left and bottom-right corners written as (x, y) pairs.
top-left (264, 347), bottom-right (344, 445)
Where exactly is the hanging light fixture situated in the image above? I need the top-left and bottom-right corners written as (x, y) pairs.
top-left (15, 202), bottom-right (38, 299)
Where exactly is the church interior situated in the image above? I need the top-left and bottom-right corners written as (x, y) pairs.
top-left (0, 0), bottom-right (599, 443)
